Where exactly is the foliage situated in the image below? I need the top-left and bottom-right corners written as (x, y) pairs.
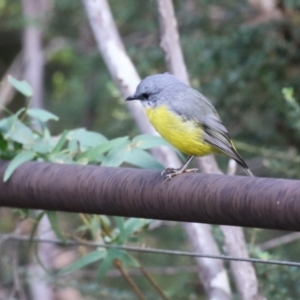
top-left (251, 245), bottom-right (300, 300)
top-left (1, 77), bottom-right (169, 182)
top-left (0, 76), bottom-right (172, 298)
top-left (282, 87), bottom-right (300, 130)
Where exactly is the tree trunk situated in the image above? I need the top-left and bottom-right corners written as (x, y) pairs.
top-left (22, 0), bottom-right (51, 108)
top-left (22, 1), bottom-right (55, 299)
top-left (156, 1), bottom-right (232, 299)
top-left (156, 1), bottom-right (265, 299)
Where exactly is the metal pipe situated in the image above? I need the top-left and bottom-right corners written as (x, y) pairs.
top-left (0, 161), bottom-right (299, 231)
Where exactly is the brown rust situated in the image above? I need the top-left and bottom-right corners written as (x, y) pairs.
top-left (0, 160), bottom-right (300, 231)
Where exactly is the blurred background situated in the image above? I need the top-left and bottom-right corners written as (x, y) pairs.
top-left (1, 0), bottom-right (300, 174)
top-left (0, 0), bottom-right (300, 299)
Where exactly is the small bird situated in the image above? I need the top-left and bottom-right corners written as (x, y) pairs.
top-left (126, 73), bottom-right (253, 179)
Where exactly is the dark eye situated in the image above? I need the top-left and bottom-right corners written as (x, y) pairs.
top-left (141, 93), bottom-right (149, 100)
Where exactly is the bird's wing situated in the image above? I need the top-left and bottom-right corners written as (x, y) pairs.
top-left (169, 87), bottom-right (249, 169)
top-left (201, 114), bottom-right (249, 169)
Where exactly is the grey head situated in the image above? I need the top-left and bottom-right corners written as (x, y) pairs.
top-left (126, 73), bottom-right (187, 108)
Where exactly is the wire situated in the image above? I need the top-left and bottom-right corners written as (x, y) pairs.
top-left (1, 234), bottom-right (300, 268)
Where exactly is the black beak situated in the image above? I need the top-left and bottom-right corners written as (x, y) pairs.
top-left (126, 95), bottom-right (139, 101)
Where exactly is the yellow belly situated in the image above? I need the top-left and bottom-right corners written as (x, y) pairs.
top-left (145, 105), bottom-right (217, 156)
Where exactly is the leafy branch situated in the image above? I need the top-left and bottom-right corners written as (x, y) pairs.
top-left (0, 75), bottom-right (173, 299)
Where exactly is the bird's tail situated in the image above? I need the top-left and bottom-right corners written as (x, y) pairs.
top-left (228, 142), bottom-right (254, 177)
top-left (242, 167), bottom-right (254, 177)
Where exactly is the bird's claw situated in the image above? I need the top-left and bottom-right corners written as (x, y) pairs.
top-left (161, 168), bottom-right (198, 180)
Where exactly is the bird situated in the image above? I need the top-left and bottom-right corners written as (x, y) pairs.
top-left (126, 73), bottom-right (253, 179)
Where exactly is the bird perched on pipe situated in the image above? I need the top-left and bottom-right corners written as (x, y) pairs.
top-left (126, 73), bottom-right (253, 179)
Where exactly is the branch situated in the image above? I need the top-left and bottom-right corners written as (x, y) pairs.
top-left (8, 224), bottom-right (27, 300)
top-left (81, 0), bottom-right (180, 168)
top-left (0, 37), bottom-right (66, 115)
top-left (220, 226), bottom-right (265, 300)
top-left (82, 1), bottom-right (261, 298)
top-left (155, 2), bottom-right (231, 297)
top-left (258, 232), bottom-right (300, 251)
top-left (138, 264), bottom-right (170, 300)
top-left (21, 2), bottom-right (55, 299)
top-left (22, 0), bottom-right (51, 108)
top-left (155, 1), bottom-right (265, 298)
top-left (156, 0), bottom-right (189, 85)
top-left (81, 0), bottom-right (149, 134)
top-left (183, 223), bottom-right (231, 298)
top-left (155, 0), bottom-right (224, 176)
top-left (246, 0), bottom-right (283, 25)
top-left (114, 260), bottom-right (146, 300)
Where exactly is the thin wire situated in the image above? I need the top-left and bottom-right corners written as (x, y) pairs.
top-left (1, 234), bottom-right (300, 268)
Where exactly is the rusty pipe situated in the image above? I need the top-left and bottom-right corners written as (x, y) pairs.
top-left (0, 161), bottom-right (299, 231)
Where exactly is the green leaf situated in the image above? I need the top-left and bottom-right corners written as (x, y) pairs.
top-left (115, 218), bottom-right (150, 244)
top-left (131, 134), bottom-right (184, 159)
top-left (101, 150), bottom-right (129, 167)
top-left (48, 152), bottom-right (74, 164)
top-left (8, 75), bottom-right (33, 97)
top-left (28, 211), bottom-right (46, 248)
top-left (282, 87), bottom-right (295, 104)
top-left (0, 117), bottom-right (34, 145)
top-left (97, 249), bottom-right (139, 282)
top-left (32, 138), bottom-right (52, 154)
top-left (0, 132), bottom-right (8, 150)
top-left (118, 251), bottom-right (140, 268)
top-left (67, 139), bottom-right (78, 153)
top-left (3, 150), bottom-right (35, 182)
top-left (15, 108), bottom-right (27, 118)
top-left (59, 249), bottom-right (107, 275)
top-left (77, 137), bottom-right (129, 163)
top-left (108, 249), bottom-right (140, 268)
top-left (51, 130), bottom-right (68, 153)
top-left (6, 120), bottom-right (34, 145)
top-left (132, 134), bottom-right (173, 150)
top-left (46, 211), bottom-right (66, 242)
top-left (101, 138), bottom-right (131, 167)
top-left (97, 249), bottom-right (115, 282)
top-left (0, 108), bottom-right (26, 132)
top-left (68, 128), bottom-right (107, 150)
top-left (0, 116), bottom-right (14, 132)
top-left (123, 218), bottom-right (151, 240)
top-left (75, 157), bottom-right (89, 165)
top-left (124, 148), bottom-right (163, 170)
top-left (90, 215), bottom-right (101, 240)
top-left (114, 217), bottom-right (125, 236)
top-left (27, 108), bottom-right (59, 122)
top-left (99, 215), bottom-right (111, 228)
top-left (43, 126), bottom-right (52, 140)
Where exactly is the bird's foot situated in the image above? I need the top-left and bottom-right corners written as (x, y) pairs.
top-left (161, 168), bottom-right (198, 180)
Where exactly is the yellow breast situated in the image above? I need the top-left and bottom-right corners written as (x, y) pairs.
top-left (145, 105), bottom-right (217, 156)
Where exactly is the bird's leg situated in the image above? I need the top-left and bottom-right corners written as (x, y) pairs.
top-left (162, 155), bottom-right (198, 180)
